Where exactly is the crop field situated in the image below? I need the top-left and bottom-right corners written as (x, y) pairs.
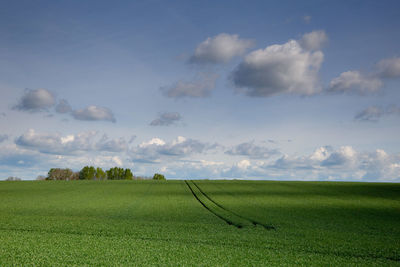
top-left (0, 180), bottom-right (399, 266)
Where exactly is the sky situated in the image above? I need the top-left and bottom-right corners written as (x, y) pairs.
top-left (1, 0), bottom-right (400, 181)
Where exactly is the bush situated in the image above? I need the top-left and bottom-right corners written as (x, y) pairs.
top-left (153, 173), bottom-right (166, 180)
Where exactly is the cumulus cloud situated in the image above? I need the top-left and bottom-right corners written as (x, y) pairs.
top-left (150, 112), bottom-right (182, 126)
top-left (131, 136), bottom-right (215, 163)
top-left (225, 141), bottom-right (279, 158)
top-left (14, 88), bottom-right (55, 112)
top-left (96, 134), bottom-right (128, 152)
top-left (163, 146), bottom-right (400, 181)
top-left (376, 57), bottom-right (400, 78)
top-left (14, 129), bottom-right (131, 155)
top-left (355, 105), bottom-right (400, 122)
top-left (328, 57), bottom-right (400, 95)
top-left (328, 71), bottom-right (383, 94)
top-left (160, 73), bottom-right (218, 98)
top-left (360, 149), bottom-right (400, 181)
top-left (253, 146), bottom-right (400, 181)
top-left (299, 30), bottom-right (328, 51)
top-left (232, 35), bottom-right (324, 97)
top-left (15, 129), bottom-right (98, 154)
top-left (189, 33), bottom-right (254, 64)
top-left (55, 99), bottom-right (72, 114)
top-left (72, 105), bottom-right (116, 122)
top-left (321, 146), bottom-right (357, 167)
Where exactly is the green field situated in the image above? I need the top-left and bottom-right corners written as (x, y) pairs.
top-left (0, 180), bottom-right (399, 266)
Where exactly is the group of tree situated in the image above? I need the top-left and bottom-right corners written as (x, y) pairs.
top-left (44, 166), bottom-right (165, 181)
top-left (6, 176), bottom-right (22, 181)
top-left (152, 173), bottom-right (165, 180)
top-left (47, 168), bottom-right (79, 180)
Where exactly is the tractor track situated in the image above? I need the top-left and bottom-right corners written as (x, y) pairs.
top-left (184, 180), bottom-right (243, 228)
top-left (191, 181), bottom-right (275, 230)
top-left (185, 180), bottom-right (275, 230)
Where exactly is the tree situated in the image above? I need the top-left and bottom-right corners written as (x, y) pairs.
top-left (47, 168), bottom-right (74, 180)
top-left (96, 167), bottom-right (106, 180)
top-left (153, 173), bottom-right (165, 180)
top-left (106, 167), bottom-right (133, 180)
top-left (6, 176), bottom-right (21, 181)
top-left (79, 166), bottom-right (96, 180)
top-left (70, 172), bottom-right (80, 180)
top-left (106, 167), bottom-right (119, 180)
top-left (124, 168), bottom-right (133, 180)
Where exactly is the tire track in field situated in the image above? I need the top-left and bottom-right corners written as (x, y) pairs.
top-left (184, 180), bottom-right (243, 228)
top-left (191, 181), bottom-right (275, 230)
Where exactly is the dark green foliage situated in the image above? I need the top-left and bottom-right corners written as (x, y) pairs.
top-left (123, 169), bottom-right (133, 180)
top-left (106, 167), bottom-right (133, 180)
top-left (96, 167), bottom-right (106, 180)
top-left (153, 173), bottom-right (165, 180)
top-left (79, 166), bottom-right (96, 180)
top-left (106, 167), bottom-right (124, 180)
top-left (47, 166), bottom-right (134, 180)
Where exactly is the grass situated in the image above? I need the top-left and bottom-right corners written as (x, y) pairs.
top-left (0, 180), bottom-right (399, 266)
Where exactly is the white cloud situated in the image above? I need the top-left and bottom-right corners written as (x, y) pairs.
top-left (14, 88), bottom-right (55, 112)
top-left (15, 129), bottom-right (98, 154)
top-left (160, 73), bottom-right (218, 98)
top-left (310, 146), bottom-right (332, 161)
top-left (232, 37), bottom-right (324, 97)
top-left (354, 105), bottom-right (400, 122)
top-left (237, 159), bottom-right (251, 169)
top-left (376, 57), bottom-right (400, 78)
top-left (96, 134), bottom-right (128, 152)
top-left (225, 141), bottom-right (279, 158)
top-left (328, 57), bottom-right (400, 95)
top-left (328, 71), bottom-right (382, 94)
top-left (139, 138), bottom-right (166, 147)
top-left (15, 129), bottom-right (131, 155)
top-left (150, 112), bottom-right (182, 126)
top-left (189, 33), bottom-right (254, 64)
top-left (131, 136), bottom-right (215, 163)
top-left (72, 105), bottom-right (116, 122)
top-left (299, 30), bottom-right (328, 51)
top-left (321, 146), bottom-right (357, 167)
top-left (354, 106), bottom-right (384, 122)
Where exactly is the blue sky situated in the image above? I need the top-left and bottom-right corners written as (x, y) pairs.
top-left (1, 0), bottom-right (400, 181)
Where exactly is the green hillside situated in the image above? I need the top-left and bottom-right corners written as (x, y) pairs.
top-left (0, 180), bottom-right (399, 266)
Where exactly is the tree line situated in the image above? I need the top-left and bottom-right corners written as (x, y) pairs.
top-left (45, 166), bottom-right (165, 181)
